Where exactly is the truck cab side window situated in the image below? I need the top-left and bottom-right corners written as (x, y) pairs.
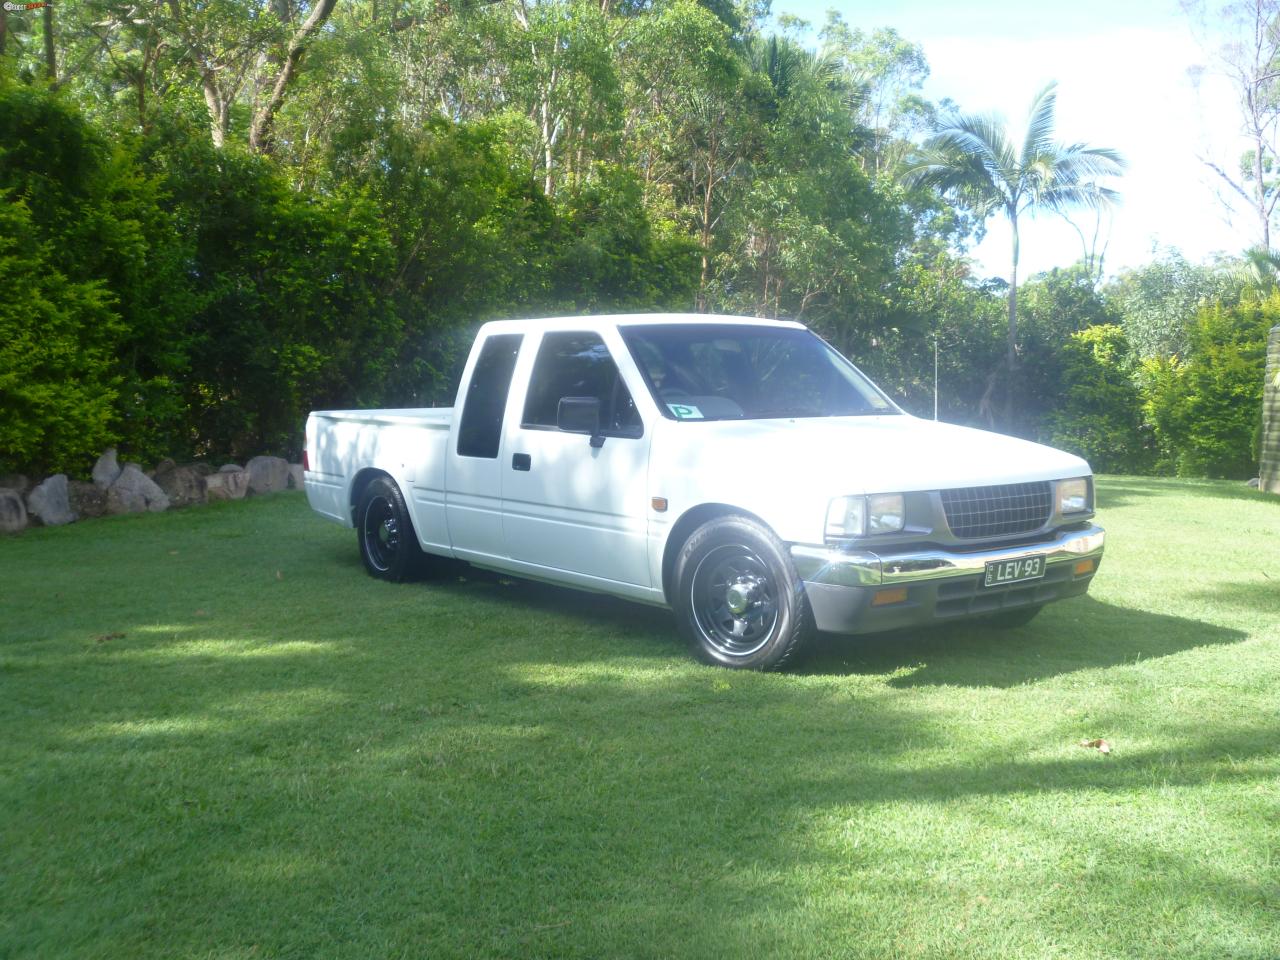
top-left (522, 332), bottom-right (643, 437)
top-left (457, 333), bottom-right (523, 458)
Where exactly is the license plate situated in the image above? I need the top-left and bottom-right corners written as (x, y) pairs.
top-left (983, 555), bottom-right (1046, 587)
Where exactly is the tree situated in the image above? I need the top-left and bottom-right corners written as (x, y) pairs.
top-left (903, 82), bottom-right (1125, 425)
top-left (1106, 249), bottom-right (1238, 358)
top-left (819, 16), bottom-right (933, 177)
top-left (1185, 0), bottom-right (1280, 249)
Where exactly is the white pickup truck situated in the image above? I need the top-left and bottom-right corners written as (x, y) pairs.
top-left (304, 314), bottom-right (1104, 669)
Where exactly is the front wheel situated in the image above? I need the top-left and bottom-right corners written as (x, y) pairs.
top-left (672, 515), bottom-right (814, 670)
top-left (356, 476), bottom-right (425, 582)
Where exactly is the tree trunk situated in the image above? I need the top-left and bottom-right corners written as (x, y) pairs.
top-left (1257, 130), bottom-right (1271, 250)
top-left (697, 144), bottom-right (717, 312)
top-left (249, 0), bottom-right (339, 153)
top-left (42, 0), bottom-right (56, 80)
top-left (1, 7), bottom-right (8, 59)
top-left (1005, 213), bottom-right (1019, 430)
top-left (202, 75), bottom-right (228, 148)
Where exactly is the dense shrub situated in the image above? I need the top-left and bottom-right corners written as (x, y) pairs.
top-left (1140, 297), bottom-right (1273, 479)
top-left (152, 141), bottom-right (401, 457)
top-left (1043, 325), bottom-right (1153, 475)
top-left (0, 199), bottom-right (121, 475)
top-left (0, 84), bottom-right (192, 473)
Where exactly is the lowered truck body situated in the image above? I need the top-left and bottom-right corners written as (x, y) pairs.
top-left (305, 313), bottom-right (1104, 669)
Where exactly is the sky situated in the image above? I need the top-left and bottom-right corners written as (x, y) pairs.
top-left (771, 0), bottom-right (1252, 280)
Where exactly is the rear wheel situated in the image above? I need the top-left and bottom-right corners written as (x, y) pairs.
top-left (673, 515), bottom-right (814, 670)
top-left (357, 476), bottom-right (425, 582)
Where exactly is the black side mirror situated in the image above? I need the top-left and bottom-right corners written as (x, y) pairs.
top-left (557, 396), bottom-right (605, 447)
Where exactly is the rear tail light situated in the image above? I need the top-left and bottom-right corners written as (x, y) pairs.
top-left (302, 449), bottom-right (310, 472)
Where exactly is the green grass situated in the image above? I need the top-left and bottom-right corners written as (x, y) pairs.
top-left (2, 477), bottom-right (1278, 959)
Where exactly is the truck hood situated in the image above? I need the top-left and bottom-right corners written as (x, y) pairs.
top-left (653, 414), bottom-right (1090, 506)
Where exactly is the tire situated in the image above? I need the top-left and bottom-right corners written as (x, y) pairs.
top-left (984, 604), bottom-right (1044, 629)
top-left (356, 475), bottom-right (426, 582)
top-left (672, 515), bottom-right (815, 670)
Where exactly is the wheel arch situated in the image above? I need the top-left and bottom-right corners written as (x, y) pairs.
top-left (348, 467), bottom-right (394, 525)
top-left (660, 502), bottom-right (775, 605)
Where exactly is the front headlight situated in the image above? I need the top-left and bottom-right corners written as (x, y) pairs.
top-left (868, 494), bottom-right (905, 534)
top-left (826, 494), bottom-right (905, 540)
top-left (826, 496), bottom-right (866, 538)
top-left (1057, 477), bottom-right (1091, 514)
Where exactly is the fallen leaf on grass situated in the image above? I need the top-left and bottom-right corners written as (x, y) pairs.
top-left (95, 632), bottom-right (125, 643)
top-left (275, 570), bottom-right (283, 581)
top-left (194, 609), bottom-right (209, 617)
top-left (1080, 738), bottom-right (1112, 755)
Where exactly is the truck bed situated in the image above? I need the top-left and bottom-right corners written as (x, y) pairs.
top-left (305, 408), bottom-right (454, 536)
top-left (310, 408), bottom-right (454, 427)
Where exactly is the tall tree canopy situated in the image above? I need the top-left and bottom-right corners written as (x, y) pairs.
top-left (904, 82), bottom-right (1125, 422)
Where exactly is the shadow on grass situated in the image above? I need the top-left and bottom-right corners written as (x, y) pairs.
top-left (1189, 579), bottom-right (1280, 615)
top-left (376, 569), bottom-right (1248, 690)
top-left (801, 595), bottom-right (1248, 687)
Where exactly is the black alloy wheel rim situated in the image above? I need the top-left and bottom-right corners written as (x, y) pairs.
top-left (690, 543), bottom-right (780, 658)
top-left (363, 496), bottom-right (399, 571)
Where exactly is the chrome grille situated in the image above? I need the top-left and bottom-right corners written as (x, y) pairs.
top-left (940, 482), bottom-right (1052, 540)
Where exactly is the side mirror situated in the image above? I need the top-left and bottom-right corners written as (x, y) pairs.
top-left (557, 396), bottom-right (605, 447)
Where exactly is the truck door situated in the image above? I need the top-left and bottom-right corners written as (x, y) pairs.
top-left (445, 332), bottom-right (523, 562)
top-left (501, 330), bottom-right (652, 588)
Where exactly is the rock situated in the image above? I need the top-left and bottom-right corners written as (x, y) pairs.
top-left (205, 468), bottom-right (249, 501)
top-left (92, 448), bottom-right (122, 489)
top-left (1248, 477), bottom-right (1261, 488)
top-left (68, 480), bottom-right (108, 519)
top-left (26, 474), bottom-right (76, 526)
top-left (190, 462), bottom-right (214, 477)
top-left (219, 463), bottom-right (243, 473)
top-left (106, 465), bottom-right (170, 514)
top-left (154, 463), bottom-right (208, 508)
top-left (0, 474), bottom-right (31, 496)
top-left (288, 464), bottom-right (305, 490)
top-left (246, 455), bottom-right (290, 494)
top-left (154, 458), bottom-right (177, 475)
top-left (0, 488), bottom-right (27, 533)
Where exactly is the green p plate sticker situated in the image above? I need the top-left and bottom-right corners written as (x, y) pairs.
top-left (667, 403), bottom-right (704, 420)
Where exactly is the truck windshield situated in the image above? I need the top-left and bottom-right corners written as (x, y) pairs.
top-left (619, 324), bottom-right (899, 422)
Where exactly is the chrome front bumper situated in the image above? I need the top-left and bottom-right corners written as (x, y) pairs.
top-left (790, 524), bottom-right (1106, 635)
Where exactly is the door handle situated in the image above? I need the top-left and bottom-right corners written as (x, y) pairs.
top-left (512, 453), bottom-right (531, 471)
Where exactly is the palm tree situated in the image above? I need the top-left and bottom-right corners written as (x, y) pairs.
top-left (1234, 244), bottom-right (1280, 295)
top-left (904, 83), bottom-right (1125, 425)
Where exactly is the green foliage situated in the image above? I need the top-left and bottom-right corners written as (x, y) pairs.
top-left (552, 164), bottom-right (700, 313)
top-left (0, 82), bottom-right (195, 471)
top-left (1106, 251), bottom-right (1238, 359)
top-left (0, 5), bottom-right (1264, 484)
top-left (154, 140), bottom-right (401, 456)
top-left (1139, 297), bottom-right (1273, 479)
top-left (1044, 325), bottom-right (1153, 474)
top-left (0, 198), bottom-right (121, 475)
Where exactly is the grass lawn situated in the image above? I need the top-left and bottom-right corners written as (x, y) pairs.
top-left (2, 476), bottom-right (1278, 959)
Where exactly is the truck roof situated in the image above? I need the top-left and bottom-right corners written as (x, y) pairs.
top-left (476, 313), bottom-right (807, 335)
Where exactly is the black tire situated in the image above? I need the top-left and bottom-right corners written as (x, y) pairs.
top-left (356, 475), bottom-right (426, 582)
top-left (985, 604), bottom-right (1045, 629)
top-left (672, 515), bottom-right (815, 670)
